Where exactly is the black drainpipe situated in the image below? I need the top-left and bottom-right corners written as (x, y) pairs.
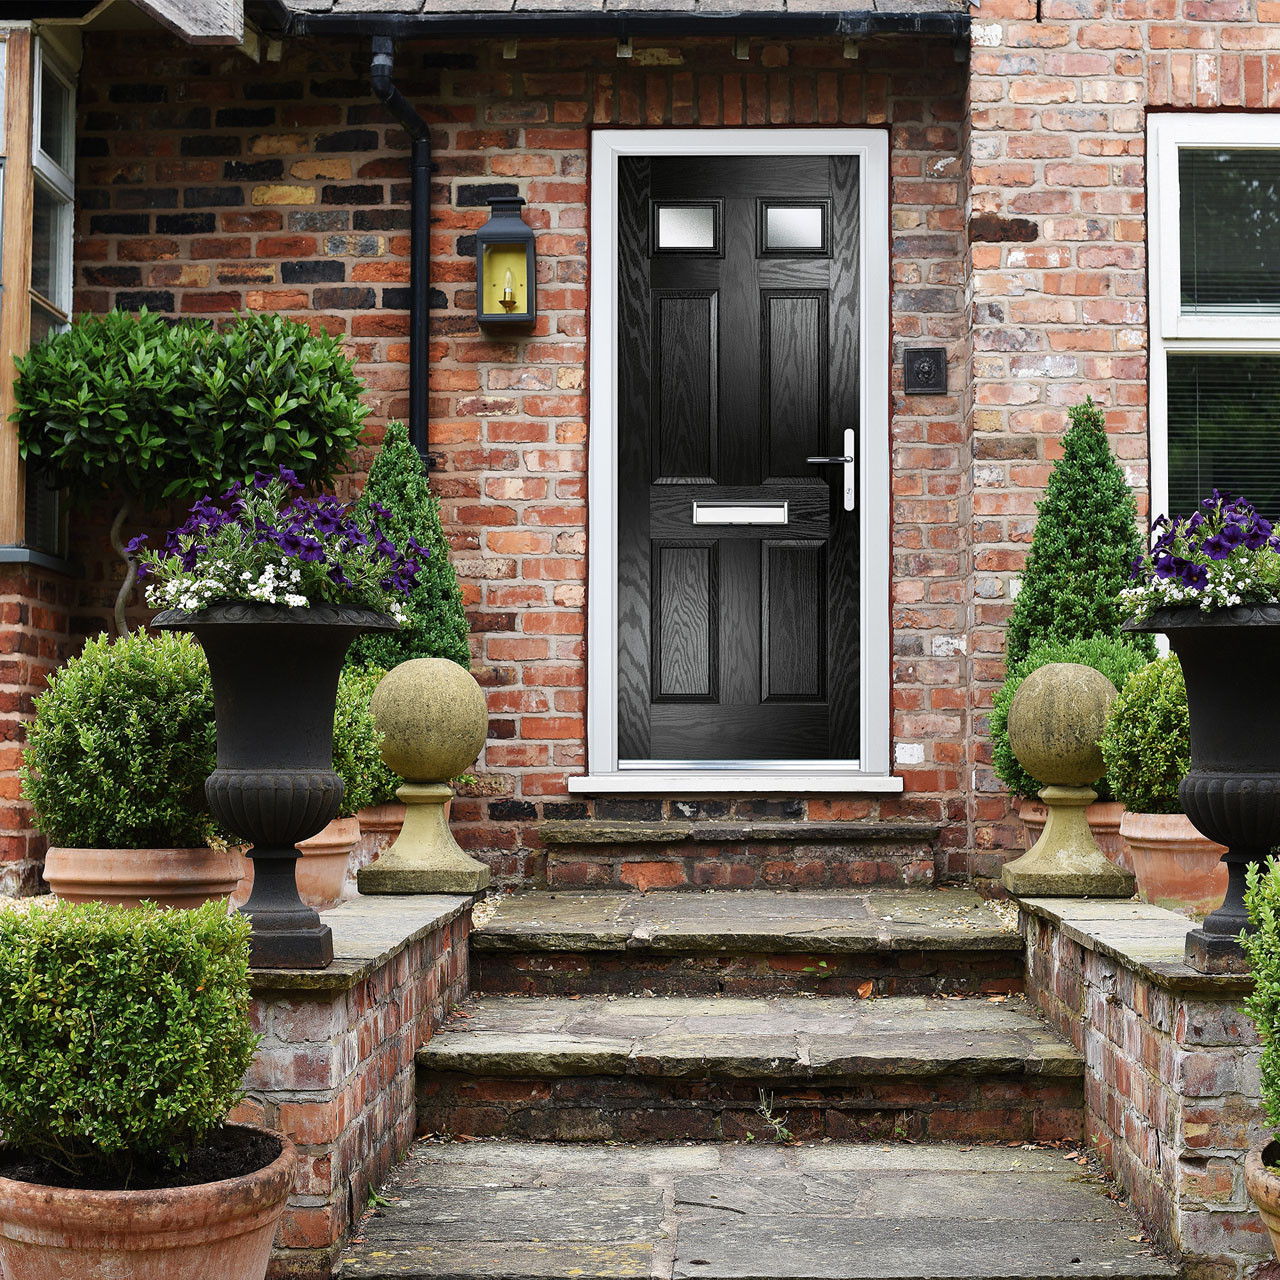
top-left (369, 36), bottom-right (432, 459)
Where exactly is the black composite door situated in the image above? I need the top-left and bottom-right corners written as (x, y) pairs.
top-left (617, 154), bottom-right (861, 762)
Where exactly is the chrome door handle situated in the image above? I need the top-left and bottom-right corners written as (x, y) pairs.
top-left (806, 428), bottom-right (855, 512)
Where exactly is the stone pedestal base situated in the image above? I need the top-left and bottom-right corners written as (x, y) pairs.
top-left (1184, 926), bottom-right (1249, 975)
top-left (358, 782), bottom-right (491, 895)
top-left (1002, 785), bottom-right (1135, 899)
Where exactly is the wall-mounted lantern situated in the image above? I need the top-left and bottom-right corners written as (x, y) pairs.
top-left (476, 195), bottom-right (536, 328)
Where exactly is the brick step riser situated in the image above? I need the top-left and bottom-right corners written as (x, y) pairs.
top-left (472, 949), bottom-right (1026, 997)
top-left (416, 1073), bottom-right (1084, 1144)
top-left (548, 845), bottom-right (937, 891)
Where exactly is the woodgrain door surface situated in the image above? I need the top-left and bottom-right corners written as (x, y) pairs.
top-left (617, 154), bottom-right (861, 761)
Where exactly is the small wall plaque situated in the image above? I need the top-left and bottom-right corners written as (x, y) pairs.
top-left (904, 346), bottom-right (947, 395)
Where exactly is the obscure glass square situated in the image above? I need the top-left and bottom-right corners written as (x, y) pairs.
top-left (1180, 148), bottom-right (1280, 314)
top-left (1168, 354), bottom-right (1280, 518)
top-left (765, 204), bottom-right (825, 251)
top-left (655, 204), bottom-right (716, 251)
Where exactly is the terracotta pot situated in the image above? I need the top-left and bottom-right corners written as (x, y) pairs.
top-left (354, 802), bottom-right (407, 881)
top-left (1018, 798), bottom-right (1132, 873)
top-left (1119, 810), bottom-right (1229, 917)
top-left (44, 847), bottom-right (242, 909)
top-left (0, 1123), bottom-right (296, 1280)
top-left (231, 816), bottom-right (361, 913)
top-left (1246, 1142), bottom-right (1280, 1261)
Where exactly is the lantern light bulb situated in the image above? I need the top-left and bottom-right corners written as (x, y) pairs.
top-left (500, 265), bottom-right (517, 312)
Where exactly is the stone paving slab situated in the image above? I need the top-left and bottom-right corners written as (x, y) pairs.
top-left (1019, 898), bottom-right (1251, 995)
top-left (341, 1142), bottom-right (1176, 1279)
top-left (475, 889), bottom-right (1020, 954)
top-left (417, 994), bottom-right (1082, 1081)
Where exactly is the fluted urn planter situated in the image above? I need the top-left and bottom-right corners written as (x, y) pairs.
top-left (1128, 605), bottom-right (1280, 973)
top-left (154, 603), bottom-right (396, 969)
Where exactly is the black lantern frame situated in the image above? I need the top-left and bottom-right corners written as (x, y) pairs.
top-left (476, 196), bottom-right (537, 328)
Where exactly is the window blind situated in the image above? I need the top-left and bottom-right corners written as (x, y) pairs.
top-left (1167, 354), bottom-right (1280, 519)
top-left (1180, 148), bottom-right (1280, 313)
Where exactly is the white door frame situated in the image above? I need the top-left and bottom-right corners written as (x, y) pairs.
top-left (571, 127), bottom-right (899, 796)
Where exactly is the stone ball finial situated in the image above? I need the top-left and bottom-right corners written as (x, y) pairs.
top-left (370, 658), bottom-right (488, 783)
top-left (1008, 662), bottom-right (1117, 788)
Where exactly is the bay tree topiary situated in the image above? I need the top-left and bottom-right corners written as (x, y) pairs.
top-left (1100, 656), bottom-right (1190, 815)
top-left (20, 630), bottom-right (219, 850)
top-left (1005, 396), bottom-right (1155, 667)
top-left (14, 308), bottom-right (369, 635)
top-left (346, 420), bottom-right (471, 671)
top-left (990, 634), bottom-right (1151, 801)
top-left (0, 898), bottom-right (257, 1184)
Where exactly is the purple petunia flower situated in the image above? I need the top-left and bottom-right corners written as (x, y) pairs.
top-left (1202, 534), bottom-right (1234, 561)
top-left (1181, 562), bottom-right (1209, 589)
top-left (125, 534), bottom-right (148, 555)
top-left (298, 538), bottom-right (326, 563)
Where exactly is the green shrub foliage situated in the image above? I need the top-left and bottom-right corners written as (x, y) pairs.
top-left (333, 665), bottom-right (400, 816)
top-left (346, 420), bottom-right (471, 671)
top-left (20, 631), bottom-right (219, 849)
top-left (15, 309), bottom-right (368, 505)
top-left (990, 634), bottom-right (1151, 801)
top-left (1243, 859), bottom-right (1280, 1135)
top-left (1005, 397), bottom-right (1155, 667)
top-left (0, 899), bottom-right (256, 1181)
top-left (1100, 656), bottom-right (1190, 815)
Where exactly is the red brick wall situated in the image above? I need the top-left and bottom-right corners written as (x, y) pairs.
top-left (66, 29), bottom-right (977, 888)
top-left (962, 0), bottom-right (1280, 871)
top-left (0, 565), bottom-right (76, 894)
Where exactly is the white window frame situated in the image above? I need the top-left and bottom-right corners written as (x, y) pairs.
top-left (1149, 113), bottom-right (1280, 522)
top-left (573, 127), bottom-right (899, 796)
top-left (30, 38), bottom-right (74, 328)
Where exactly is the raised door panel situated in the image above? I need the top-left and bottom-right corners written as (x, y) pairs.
top-left (654, 290), bottom-right (718, 483)
top-left (762, 541), bottom-right (826, 702)
top-left (763, 290), bottom-right (828, 482)
top-left (653, 542), bottom-right (717, 701)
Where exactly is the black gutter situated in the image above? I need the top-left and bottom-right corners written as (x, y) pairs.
top-left (369, 35), bottom-right (433, 459)
top-left (287, 9), bottom-right (966, 39)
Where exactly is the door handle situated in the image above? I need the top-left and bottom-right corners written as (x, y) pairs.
top-left (806, 428), bottom-right (856, 512)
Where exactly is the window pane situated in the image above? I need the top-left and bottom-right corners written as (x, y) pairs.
top-left (31, 183), bottom-right (62, 305)
top-left (1180, 148), bottom-right (1280, 313)
top-left (39, 62), bottom-right (72, 172)
top-left (765, 205), bottom-right (825, 251)
top-left (655, 204), bottom-right (716, 251)
top-left (1168, 354), bottom-right (1280, 518)
top-left (30, 298), bottom-right (63, 347)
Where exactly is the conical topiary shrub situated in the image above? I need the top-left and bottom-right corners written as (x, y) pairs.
top-left (1005, 396), bottom-right (1155, 667)
top-left (346, 420), bottom-right (471, 671)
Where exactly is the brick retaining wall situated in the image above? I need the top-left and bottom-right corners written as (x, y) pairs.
top-left (1020, 899), bottom-right (1270, 1279)
top-left (232, 896), bottom-right (471, 1280)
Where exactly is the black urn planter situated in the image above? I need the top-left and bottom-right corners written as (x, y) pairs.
top-left (154, 603), bottom-right (397, 969)
top-left (1128, 605), bottom-right (1280, 973)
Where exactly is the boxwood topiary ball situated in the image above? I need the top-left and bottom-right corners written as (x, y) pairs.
top-left (1008, 661), bottom-right (1117, 788)
top-left (370, 658), bottom-right (487, 783)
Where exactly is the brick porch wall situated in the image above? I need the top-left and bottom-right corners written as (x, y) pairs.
top-left (0, 565), bottom-right (76, 895)
top-left (62, 29), bottom-right (976, 888)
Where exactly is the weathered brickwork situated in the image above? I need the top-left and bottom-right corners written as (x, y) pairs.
top-left (963, 0), bottom-right (1280, 872)
top-left (233, 902), bottom-right (470, 1279)
top-left (0, 565), bottom-right (76, 895)
top-left (60, 28), bottom-right (975, 888)
top-left (1022, 906), bottom-right (1270, 1279)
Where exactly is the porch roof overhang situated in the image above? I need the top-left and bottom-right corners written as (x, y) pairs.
top-left (258, 0), bottom-right (968, 41)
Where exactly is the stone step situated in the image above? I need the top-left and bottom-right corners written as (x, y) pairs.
top-left (542, 819), bottom-right (940, 891)
top-left (342, 1140), bottom-right (1177, 1280)
top-left (473, 889), bottom-right (1024, 997)
top-left (415, 993), bottom-right (1083, 1144)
